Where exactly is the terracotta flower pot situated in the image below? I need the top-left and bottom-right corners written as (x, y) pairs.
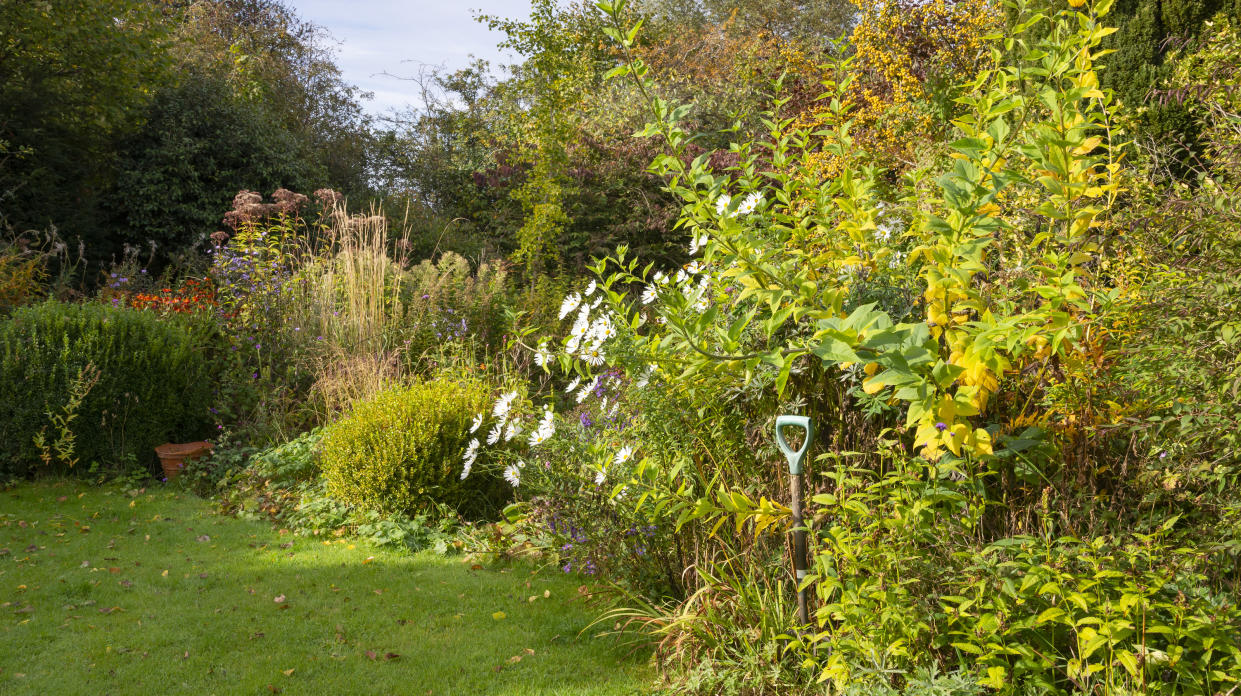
top-left (154, 441), bottom-right (213, 480)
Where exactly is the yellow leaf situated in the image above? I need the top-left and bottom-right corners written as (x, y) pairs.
top-left (862, 374), bottom-right (885, 395)
top-left (972, 428), bottom-right (993, 455)
top-left (944, 423), bottom-right (970, 456)
top-left (492, 611), bottom-right (507, 620)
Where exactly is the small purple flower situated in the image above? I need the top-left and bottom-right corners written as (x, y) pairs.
top-left (562, 562), bottom-right (572, 573)
top-left (421, 294), bottom-right (430, 300)
top-left (579, 412), bottom-right (594, 428)
top-left (935, 422), bottom-right (948, 431)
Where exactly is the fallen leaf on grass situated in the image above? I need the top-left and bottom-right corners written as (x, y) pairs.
top-left (282, 668), bottom-right (295, 676)
top-left (161, 570), bottom-right (168, 577)
top-left (384, 653), bottom-right (399, 661)
top-left (196, 535), bottom-right (210, 543)
top-left (273, 595), bottom-right (286, 603)
top-left (119, 580), bottom-right (133, 588)
top-left (491, 611), bottom-right (506, 620)
top-left (362, 556), bottom-right (375, 565)
top-left (365, 651), bottom-right (377, 661)
top-left (266, 685), bottom-right (281, 693)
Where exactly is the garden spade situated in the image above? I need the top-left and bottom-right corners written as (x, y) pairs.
top-left (775, 415), bottom-right (814, 626)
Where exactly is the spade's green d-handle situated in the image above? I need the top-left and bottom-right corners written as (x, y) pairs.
top-left (775, 415), bottom-right (814, 476)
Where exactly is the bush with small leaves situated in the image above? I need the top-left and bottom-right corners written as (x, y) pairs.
top-left (319, 376), bottom-right (508, 518)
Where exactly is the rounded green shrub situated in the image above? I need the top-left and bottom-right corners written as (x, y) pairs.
top-left (0, 301), bottom-right (218, 479)
top-left (320, 376), bottom-right (507, 518)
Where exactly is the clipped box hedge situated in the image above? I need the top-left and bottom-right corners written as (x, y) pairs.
top-left (320, 376), bottom-right (508, 519)
top-left (0, 301), bottom-right (216, 479)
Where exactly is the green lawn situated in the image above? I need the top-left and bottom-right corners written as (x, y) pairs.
top-left (0, 481), bottom-right (652, 695)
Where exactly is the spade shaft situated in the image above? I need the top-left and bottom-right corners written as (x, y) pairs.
top-left (775, 415), bottom-right (814, 626)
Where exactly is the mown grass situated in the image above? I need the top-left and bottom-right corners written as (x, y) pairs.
top-left (0, 480), bottom-right (652, 695)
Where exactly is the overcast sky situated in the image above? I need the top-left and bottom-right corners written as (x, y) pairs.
top-left (291, 1), bottom-right (534, 116)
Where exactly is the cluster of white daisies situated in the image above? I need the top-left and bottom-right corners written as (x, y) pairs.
top-left (716, 191), bottom-right (763, 219)
top-left (459, 191), bottom-right (765, 489)
top-left (460, 389), bottom-right (556, 487)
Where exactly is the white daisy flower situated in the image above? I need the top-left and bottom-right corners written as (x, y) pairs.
top-left (493, 390), bottom-right (517, 420)
top-left (565, 376), bottom-right (581, 393)
top-left (558, 292), bottom-right (581, 320)
top-left (576, 377), bottom-right (598, 404)
top-left (694, 296), bottom-right (710, 312)
top-left (738, 191), bottom-right (762, 215)
top-left (504, 420), bottom-right (521, 442)
top-left (635, 366), bottom-right (654, 389)
top-left (675, 269), bottom-right (687, 284)
top-left (469, 413), bottom-right (483, 434)
top-left (584, 346), bottom-right (605, 367)
top-left (487, 423), bottom-right (503, 445)
top-left (653, 271), bottom-right (667, 284)
top-left (594, 466), bottom-right (607, 485)
top-left (587, 317), bottom-right (612, 343)
top-left (584, 279), bottom-right (597, 297)
top-left (715, 194), bottom-right (733, 218)
top-left (614, 446), bottom-right (634, 466)
top-left (685, 260), bottom-right (701, 275)
top-left (689, 233), bottom-right (710, 256)
top-left (589, 297), bottom-right (603, 310)
top-left (565, 334), bottom-right (581, 354)
top-left (641, 285), bottom-right (657, 305)
top-left (534, 341), bottom-right (551, 367)
top-left (503, 464), bottom-right (521, 487)
top-left (460, 460), bottom-right (473, 480)
top-left (528, 428), bottom-right (549, 447)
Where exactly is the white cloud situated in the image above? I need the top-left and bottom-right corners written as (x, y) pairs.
top-left (292, 0), bottom-right (530, 116)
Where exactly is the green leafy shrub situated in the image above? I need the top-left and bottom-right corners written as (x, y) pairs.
top-left (0, 300), bottom-right (217, 479)
top-left (320, 376), bottom-right (507, 518)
